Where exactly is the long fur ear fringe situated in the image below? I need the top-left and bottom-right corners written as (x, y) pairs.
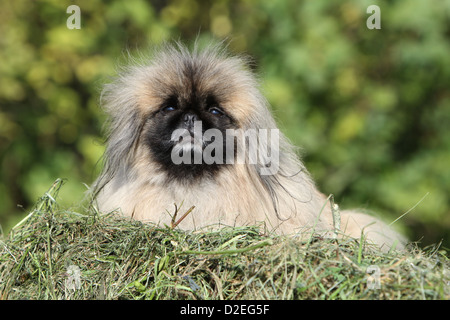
top-left (91, 79), bottom-right (144, 199)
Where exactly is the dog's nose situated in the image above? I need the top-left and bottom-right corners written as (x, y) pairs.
top-left (183, 112), bottom-right (199, 127)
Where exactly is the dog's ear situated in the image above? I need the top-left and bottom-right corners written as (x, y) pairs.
top-left (91, 79), bottom-right (145, 197)
top-left (103, 109), bottom-right (143, 171)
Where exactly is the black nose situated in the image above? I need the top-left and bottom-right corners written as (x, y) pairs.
top-left (183, 112), bottom-right (199, 128)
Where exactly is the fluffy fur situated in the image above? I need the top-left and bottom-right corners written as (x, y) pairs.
top-left (91, 42), bottom-right (406, 252)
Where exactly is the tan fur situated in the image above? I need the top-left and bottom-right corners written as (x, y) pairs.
top-left (92, 42), bottom-right (406, 252)
top-left (96, 159), bottom-right (329, 235)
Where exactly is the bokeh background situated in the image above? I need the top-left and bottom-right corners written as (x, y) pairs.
top-left (0, 0), bottom-right (449, 247)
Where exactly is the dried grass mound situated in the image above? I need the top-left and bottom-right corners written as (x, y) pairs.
top-left (1, 179), bottom-right (448, 300)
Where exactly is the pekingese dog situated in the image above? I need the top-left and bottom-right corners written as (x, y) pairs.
top-left (91, 42), bottom-right (406, 251)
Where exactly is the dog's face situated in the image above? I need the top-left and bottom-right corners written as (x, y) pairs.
top-left (144, 84), bottom-right (239, 181)
top-left (120, 46), bottom-right (265, 182)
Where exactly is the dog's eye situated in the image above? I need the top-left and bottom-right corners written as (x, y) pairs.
top-left (163, 106), bottom-right (177, 112)
top-left (208, 107), bottom-right (223, 116)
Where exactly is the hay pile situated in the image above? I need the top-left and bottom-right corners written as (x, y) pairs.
top-left (1, 179), bottom-right (448, 300)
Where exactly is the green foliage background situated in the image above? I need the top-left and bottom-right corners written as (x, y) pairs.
top-left (0, 0), bottom-right (449, 247)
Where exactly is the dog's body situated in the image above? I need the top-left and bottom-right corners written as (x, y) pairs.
top-left (96, 153), bottom-right (329, 234)
top-left (92, 42), bottom-right (406, 251)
